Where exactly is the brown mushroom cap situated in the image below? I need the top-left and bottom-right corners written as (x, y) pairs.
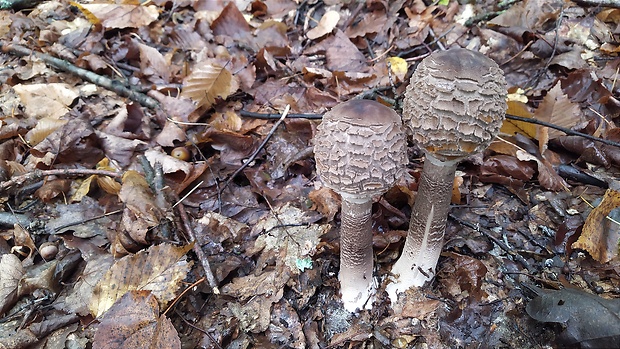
top-left (314, 99), bottom-right (407, 202)
top-left (403, 48), bottom-right (507, 162)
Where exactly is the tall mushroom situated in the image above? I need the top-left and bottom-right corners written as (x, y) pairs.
top-left (386, 48), bottom-right (507, 303)
top-left (314, 99), bottom-right (407, 312)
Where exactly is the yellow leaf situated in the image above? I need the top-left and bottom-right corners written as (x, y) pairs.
top-left (386, 56), bottom-right (408, 82)
top-left (71, 175), bottom-right (95, 202)
top-left (500, 100), bottom-right (537, 138)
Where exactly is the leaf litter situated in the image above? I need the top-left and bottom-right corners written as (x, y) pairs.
top-left (0, 0), bottom-right (620, 348)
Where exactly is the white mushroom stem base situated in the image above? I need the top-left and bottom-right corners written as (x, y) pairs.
top-left (339, 197), bottom-right (375, 312)
top-left (386, 155), bottom-right (459, 304)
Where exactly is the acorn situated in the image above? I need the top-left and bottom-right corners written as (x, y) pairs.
top-left (171, 147), bottom-right (191, 161)
top-left (39, 242), bottom-right (58, 260)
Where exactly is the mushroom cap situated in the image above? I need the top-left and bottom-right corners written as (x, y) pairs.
top-left (403, 48), bottom-right (507, 162)
top-left (314, 99), bottom-right (407, 202)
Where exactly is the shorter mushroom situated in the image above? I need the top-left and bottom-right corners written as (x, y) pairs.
top-left (386, 48), bottom-right (507, 303)
top-left (314, 99), bottom-right (407, 312)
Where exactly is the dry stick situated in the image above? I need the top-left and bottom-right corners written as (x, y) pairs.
top-left (573, 0), bottom-right (620, 8)
top-left (176, 201), bottom-right (220, 294)
top-left (505, 113), bottom-right (620, 148)
top-left (240, 110), bottom-right (620, 149)
top-left (0, 42), bottom-right (159, 109)
top-left (0, 168), bottom-right (122, 193)
top-left (220, 105), bottom-right (291, 193)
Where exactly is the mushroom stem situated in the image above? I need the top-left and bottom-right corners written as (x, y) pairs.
top-left (339, 197), bottom-right (375, 312)
top-left (386, 154), bottom-right (458, 302)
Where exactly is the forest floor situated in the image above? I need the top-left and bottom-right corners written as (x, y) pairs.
top-left (1, 0), bottom-right (620, 348)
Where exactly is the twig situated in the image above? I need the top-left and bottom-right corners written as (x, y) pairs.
top-left (0, 42), bottom-right (159, 109)
top-left (0, 168), bottom-right (122, 194)
top-left (505, 113), bottom-right (620, 148)
top-left (221, 105), bottom-right (291, 193)
top-left (573, 0), bottom-right (620, 8)
top-left (239, 110), bottom-right (321, 119)
top-left (238, 109), bottom-right (620, 149)
top-left (163, 277), bottom-right (205, 316)
top-left (176, 201), bottom-right (220, 294)
top-left (448, 213), bottom-right (535, 273)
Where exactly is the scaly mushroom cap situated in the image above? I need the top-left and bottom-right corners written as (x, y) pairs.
top-left (403, 48), bottom-right (507, 162)
top-left (314, 99), bottom-right (407, 202)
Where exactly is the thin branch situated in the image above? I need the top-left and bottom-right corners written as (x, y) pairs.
top-left (505, 113), bottom-right (620, 148)
top-left (239, 109), bottom-right (620, 149)
top-left (0, 42), bottom-right (159, 109)
top-left (239, 109), bottom-right (321, 119)
top-left (176, 201), bottom-right (220, 294)
top-left (0, 168), bottom-right (122, 194)
top-left (573, 0), bottom-right (620, 8)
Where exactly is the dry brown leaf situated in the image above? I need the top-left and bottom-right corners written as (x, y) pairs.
top-left (136, 41), bottom-right (171, 84)
top-left (573, 189), bottom-right (620, 263)
top-left (80, 4), bottom-right (159, 29)
top-left (13, 83), bottom-right (79, 119)
top-left (11, 224), bottom-right (36, 259)
top-left (180, 60), bottom-right (240, 109)
top-left (31, 118), bottom-right (105, 167)
top-left (92, 290), bottom-right (181, 349)
top-left (306, 10), bottom-right (340, 40)
top-left (534, 82), bottom-right (582, 139)
top-left (211, 1), bottom-right (251, 40)
top-left (35, 179), bottom-right (71, 202)
top-left (25, 118), bottom-right (68, 146)
top-left (0, 253), bottom-right (24, 316)
top-left (89, 243), bottom-right (193, 318)
top-left (58, 239), bottom-right (114, 316)
top-left (118, 171), bottom-right (164, 245)
top-left (308, 187), bottom-right (341, 222)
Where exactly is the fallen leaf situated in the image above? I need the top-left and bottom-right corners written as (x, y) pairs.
top-left (181, 60), bottom-right (240, 109)
top-left (306, 10), bottom-right (340, 40)
top-left (0, 253), bottom-right (24, 316)
top-left (534, 82), bottom-right (582, 139)
top-left (119, 170), bottom-right (164, 245)
top-left (573, 189), bottom-right (620, 263)
top-left (92, 290), bottom-right (181, 349)
top-left (500, 100), bottom-right (537, 139)
top-left (13, 83), bottom-right (78, 119)
top-left (80, 4), bottom-right (159, 29)
top-left (526, 285), bottom-right (620, 348)
top-left (89, 243), bottom-right (193, 318)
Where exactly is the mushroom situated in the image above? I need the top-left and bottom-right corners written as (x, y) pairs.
top-left (313, 99), bottom-right (407, 312)
top-left (386, 48), bottom-right (507, 303)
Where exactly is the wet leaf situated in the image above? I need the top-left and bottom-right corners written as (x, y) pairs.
top-left (526, 286), bottom-right (620, 348)
top-left (89, 243), bottom-right (192, 318)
